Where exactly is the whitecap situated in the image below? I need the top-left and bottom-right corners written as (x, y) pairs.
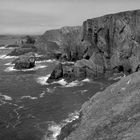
top-left (80, 90), bottom-right (88, 94)
top-left (37, 74), bottom-right (50, 85)
top-left (36, 59), bottom-right (56, 64)
top-left (82, 78), bottom-right (91, 82)
top-left (64, 80), bottom-right (80, 87)
top-left (61, 61), bottom-right (74, 65)
top-left (0, 95), bottom-right (12, 101)
top-left (35, 53), bottom-right (43, 57)
top-left (46, 87), bottom-right (56, 93)
top-left (39, 91), bottom-right (46, 98)
top-left (20, 96), bottom-right (38, 100)
top-left (4, 65), bottom-right (47, 72)
top-left (4, 62), bottom-right (14, 66)
top-left (52, 79), bottom-right (67, 86)
top-left (0, 55), bottom-right (18, 59)
top-left (48, 124), bottom-right (61, 139)
top-left (0, 46), bottom-right (6, 49)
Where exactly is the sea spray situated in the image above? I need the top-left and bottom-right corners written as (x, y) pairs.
top-left (4, 64), bottom-right (47, 72)
top-left (43, 111), bottom-right (80, 140)
top-left (37, 74), bottom-right (51, 85)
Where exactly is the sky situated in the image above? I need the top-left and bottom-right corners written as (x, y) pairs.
top-left (0, 0), bottom-right (140, 35)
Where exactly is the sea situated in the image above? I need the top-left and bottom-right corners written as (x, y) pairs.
top-left (0, 46), bottom-right (121, 140)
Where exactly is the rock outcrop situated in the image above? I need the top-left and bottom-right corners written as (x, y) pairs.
top-left (13, 52), bottom-right (35, 69)
top-left (36, 26), bottom-right (87, 61)
top-left (58, 71), bottom-right (140, 140)
top-left (81, 10), bottom-right (140, 75)
top-left (48, 10), bottom-right (140, 83)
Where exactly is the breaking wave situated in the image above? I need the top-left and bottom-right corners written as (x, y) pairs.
top-left (36, 59), bottom-right (56, 64)
top-left (36, 74), bottom-right (50, 85)
top-left (43, 111), bottom-right (79, 140)
top-left (20, 95), bottom-right (38, 100)
top-left (0, 55), bottom-right (18, 59)
top-left (4, 65), bottom-right (47, 72)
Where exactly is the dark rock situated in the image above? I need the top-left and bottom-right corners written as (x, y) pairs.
top-left (36, 26), bottom-right (87, 61)
top-left (6, 44), bottom-right (19, 48)
top-left (47, 63), bottom-right (63, 83)
top-left (65, 71), bottom-right (140, 140)
top-left (82, 10), bottom-right (140, 76)
top-left (13, 52), bottom-right (35, 69)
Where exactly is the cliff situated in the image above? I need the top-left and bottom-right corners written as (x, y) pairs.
top-left (58, 70), bottom-right (140, 140)
top-left (81, 9), bottom-right (140, 75)
top-left (51, 9), bottom-right (140, 140)
top-left (47, 9), bottom-right (140, 83)
top-left (35, 26), bottom-right (86, 60)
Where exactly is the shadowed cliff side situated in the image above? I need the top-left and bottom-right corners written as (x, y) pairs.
top-left (35, 26), bottom-right (87, 61)
top-left (47, 9), bottom-right (140, 83)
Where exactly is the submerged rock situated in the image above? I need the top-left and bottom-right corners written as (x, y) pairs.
top-left (13, 52), bottom-right (35, 69)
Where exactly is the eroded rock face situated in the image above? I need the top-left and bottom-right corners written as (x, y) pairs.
top-left (13, 52), bottom-right (35, 69)
top-left (48, 10), bottom-right (140, 82)
top-left (36, 26), bottom-right (87, 61)
top-left (82, 10), bottom-right (140, 75)
top-left (62, 71), bottom-right (140, 140)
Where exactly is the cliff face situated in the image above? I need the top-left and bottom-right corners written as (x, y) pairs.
top-left (64, 71), bottom-right (140, 140)
top-left (81, 10), bottom-right (140, 75)
top-left (36, 26), bottom-right (86, 60)
top-left (47, 10), bottom-right (140, 83)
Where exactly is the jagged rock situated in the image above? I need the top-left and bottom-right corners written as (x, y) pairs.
top-left (63, 71), bottom-right (140, 140)
top-left (82, 10), bottom-right (140, 75)
top-left (36, 26), bottom-right (87, 61)
top-left (13, 52), bottom-right (35, 69)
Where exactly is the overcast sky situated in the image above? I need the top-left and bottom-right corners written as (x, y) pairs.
top-left (0, 0), bottom-right (140, 35)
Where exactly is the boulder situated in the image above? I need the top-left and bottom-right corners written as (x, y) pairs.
top-left (13, 52), bottom-right (35, 70)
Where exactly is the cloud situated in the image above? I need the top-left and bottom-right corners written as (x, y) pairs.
top-left (0, 0), bottom-right (140, 34)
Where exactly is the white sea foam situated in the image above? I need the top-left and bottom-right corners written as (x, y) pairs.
top-left (0, 55), bottom-right (18, 59)
top-left (37, 74), bottom-right (50, 85)
top-left (0, 93), bottom-right (12, 101)
top-left (82, 78), bottom-right (91, 82)
top-left (0, 46), bottom-right (6, 49)
top-left (4, 65), bottom-right (47, 72)
top-left (39, 91), bottom-right (46, 98)
top-left (20, 96), bottom-right (38, 100)
top-left (44, 111), bottom-right (79, 140)
top-left (4, 62), bottom-right (14, 66)
top-left (52, 79), bottom-right (67, 86)
top-left (36, 59), bottom-right (57, 64)
top-left (61, 61), bottom-right (74, 65)
top-left (80, 90), bottom-right (88, 94)
top-left (64, 80), bottom-right (80, 87)
top-left (35, 53), bottom-right (43, 57)
top-left (46, 87), bottom-right (56, 93)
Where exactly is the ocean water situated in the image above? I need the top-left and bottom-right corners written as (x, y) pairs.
top-left (0, 46), bottom-right (118, 140)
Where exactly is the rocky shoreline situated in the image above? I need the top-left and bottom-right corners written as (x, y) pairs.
top-left (3, 9), bottom-right (140, 140)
